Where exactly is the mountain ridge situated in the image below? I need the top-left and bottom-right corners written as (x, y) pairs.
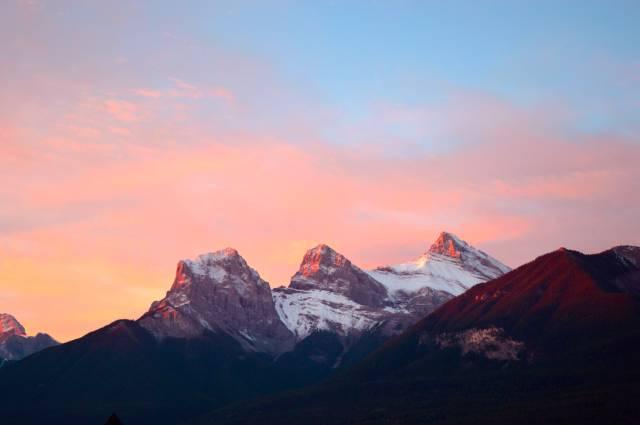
top-left (0, 313), bottom-right (58, 362)
top-left (1, 242), bottom-right (638, 425)
top-left (192, 244), bottom-right (640, 425)
top-left (273, 231), bottom-right (507, 342)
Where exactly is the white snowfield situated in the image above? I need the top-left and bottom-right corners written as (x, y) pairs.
top-left (273, 289), bottom-right (381, 340)
top-left (367, 251), bottom-right (508, 296)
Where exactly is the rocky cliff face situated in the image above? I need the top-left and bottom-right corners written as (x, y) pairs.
top-left (138, 248), bottom-right (295, 354)
top-left (289, 244), bottom-right (388, 307)
top-left (273, 244), bottom-right (391, 341)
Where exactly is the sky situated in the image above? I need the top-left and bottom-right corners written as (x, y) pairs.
top-left (1, 0), bottom-right (639, 342)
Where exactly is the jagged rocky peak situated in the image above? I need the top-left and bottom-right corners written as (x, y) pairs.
top-left (289, 243), bottom-right (388, 307)
top-left (428, 231), bottom-right (467, 258)
top-left (298, 244), bottom-right (351, 276)
top-left (426, 231), bottom-right (507, 269)
top-left (273, 244), bottom-right (393, 341)
top-left (139, 248), bottom-right (295, 354)
top-left (424, 231), bottom-right (511, 277)
top-left (0, 313), bottom-right (26, 340)
top-left (171, 247), bottom-right (252, 291)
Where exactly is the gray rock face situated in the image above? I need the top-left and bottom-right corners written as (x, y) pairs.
top-left (289, 244), bottom-right (388, 308)
top-left (0, 313), bottom-right (58, 361)
top-left (138, 248), bottom-right (295, 354)
top-left (393, 286), bottom-right (455, 318)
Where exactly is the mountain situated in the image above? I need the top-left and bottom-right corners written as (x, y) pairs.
top-left (0, 250), bottom-right (303, 425)
top-left (0, 318), bottom-right (299, 425)
top-left (354, 245), bottom-right (640, 379)
top-left (138, 248), bottom-right (295, 354)
top-left (0, 235), bottom-right (510, 425)
top-left (0, 313), bottom-right (58, 362)
top-left (197, 245), bottom-right (640, 425)
top-left (274, 232), bottom-right (509, 341)
top-left (289, 244), bottom-right (388, 307)
top-left (270, 234), bottom-right (509, 381)
top-left (273, 244), bottom-right (392, 341)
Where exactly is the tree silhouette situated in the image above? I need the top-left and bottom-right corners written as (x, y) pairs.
top-left (103, 413), bottom-right (124, 425)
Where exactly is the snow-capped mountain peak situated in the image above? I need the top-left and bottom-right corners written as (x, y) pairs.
top-left (171, 247), bottom-right (256, 291)
top-left (289, 244), bottom-right (388, 307)
top-left (426, 231), bottom-right (511, 276)
top-left (139, 236), bottom-right (509, 351)
top-left (274, 244), bottom-right (389, 340)
top-left (368, 232), bottom-right (510, 296)
top-left (0, 313), bottom-right (26, 340)
top-left (298, 244), bottom-right (350, 278)
top-left (139, 248), bottom-right (295, 353)
top-left (275, 235), bottom-right (510, 342)
top-left (428, 231), bottom-right (467, 258)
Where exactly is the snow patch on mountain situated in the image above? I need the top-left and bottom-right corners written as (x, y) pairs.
top-left (368, 254), bottom-right (479, 295)
top-left (273, 288), bottom-right (383, 340)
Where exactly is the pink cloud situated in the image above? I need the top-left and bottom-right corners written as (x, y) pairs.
top-left (210, 87), bottom-right (235, 101)
top-left (109, 126), bottom-right (131, 136)
top-left (65, 125), bottom-right (101, 139)
top-left (132, 80), bottom-right (235, 103)
top-left (104, 99), bottom-right (139, 122)
top-left (133, 88), bottom-right (163, 98)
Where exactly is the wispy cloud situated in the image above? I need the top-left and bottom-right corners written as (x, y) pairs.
top-left (133, 78), bottom-right (236, 102)
top-left (133, 88), bottom-right (163, 98)
top-left (104, 99), bottom-right (139, 122)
